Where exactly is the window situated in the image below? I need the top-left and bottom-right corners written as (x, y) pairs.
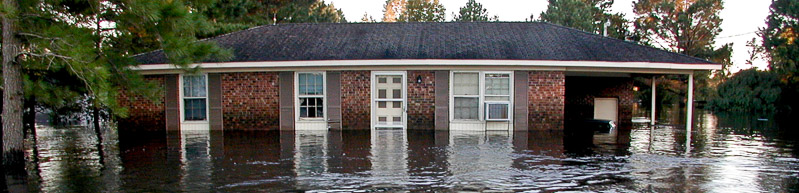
top-left (298, 72), bottom-right (325, 119)
top-left (451, 71), bottom-right (512, 121)
top-left (183, 75), bottom-right (207, 121)
top-left (453, 72), bottom-right (479, 120)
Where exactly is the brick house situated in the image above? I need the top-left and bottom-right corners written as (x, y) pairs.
top-left (123, 22), bottom-right (719, 132)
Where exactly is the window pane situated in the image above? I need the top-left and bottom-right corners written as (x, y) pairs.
top-left (454, 97), bottom-right (479, 120)
top-left (184, 99), bottom-right (206, 121)
top-left (308, 106), bottom-right (317, 117)
top-left (299, 73), bottom-right (324, 95)
top-left (196, 76), bottom-right (207, 97)
top-left (183, 76), bottom-right (192, 97)
top-left (453, 73), bottom-right (479, 95)
top-left (183, 75), bottom-right (206, 97)
top-left (378, 101), bottom-right (387, 108)
top-left (299, 74), bottom-right (308, 95)
top-left (300, 97), bottom-right (324, 118)
top-left (392, 77), bottom-right (402, 84)
top-left (488, 103), bottom-right (509, 120)
top-left (378, 89), bottom-right (387, 99)
top-left (392, 89), bottom-right (401, 99)
top-left (393, 101), bottom-right (402, 108)
top-left (379, 77), bottom-right (387, 83)
top-left (485, 74), bottom-right (509, 96)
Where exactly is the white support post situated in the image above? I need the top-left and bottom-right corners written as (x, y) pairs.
top-left (651, 76), bottom-right (656, 126)
top-left (686, 72), bottom-right (694, 155)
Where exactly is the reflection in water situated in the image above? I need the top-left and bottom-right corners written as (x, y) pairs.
top-left (20, 110), bottom-right (799, 192)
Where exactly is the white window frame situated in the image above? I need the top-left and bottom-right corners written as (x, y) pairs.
top-left (449, 71), bottom-right (513, 122)
top-left (295, 71), bottom-right (327, 122)
top-left (451, 71), bottom-right (482, 121)
top-left (179, 73), bottom-right (209, 123)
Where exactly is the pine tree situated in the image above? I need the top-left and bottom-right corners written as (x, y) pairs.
top-left (454, 0), bottom-right (498, 22)
top-left (539, 0), bottom-right (629, 40)
top-left (1, 0), bottom-right (231, 170)
top-left (398, 0), bottom-right (446, 22)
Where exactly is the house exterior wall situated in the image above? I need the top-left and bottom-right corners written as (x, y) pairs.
top-left (221, 72), bottom-right (280, 130)
top-left (565, 76), bottom-right (634, 129)
top-left (116, 70), bottom-right (627, 133)
top-left (407, 70), bottom-right (436, 130)
top-left (528, 71), bottom-right (566, 131)
top-left (341, 70), bottom-right (371, 130)
top-left (118, 75), bottom-right (166, 133)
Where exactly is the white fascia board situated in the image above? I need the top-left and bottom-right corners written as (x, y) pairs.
top-left (132, 59), bottom-right (721, 72)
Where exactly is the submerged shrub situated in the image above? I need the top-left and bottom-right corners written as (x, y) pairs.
top-left (709, 69), bottom-right (781, 113)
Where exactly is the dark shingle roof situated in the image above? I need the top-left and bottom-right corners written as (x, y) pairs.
top-left (133, 22), bottom-right (714, 65)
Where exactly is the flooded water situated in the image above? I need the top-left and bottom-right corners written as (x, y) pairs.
top-left (16, 109), bottom-right (799, 192)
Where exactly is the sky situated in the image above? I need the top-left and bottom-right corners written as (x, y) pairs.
top-left (324, 0), bottom-right (773, 73)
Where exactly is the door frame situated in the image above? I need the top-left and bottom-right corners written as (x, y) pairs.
top-left (370, 71), bottom-right (408, 130)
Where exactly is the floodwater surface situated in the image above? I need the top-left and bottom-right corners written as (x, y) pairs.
top-left (17, 110), bottom-right (799, 192)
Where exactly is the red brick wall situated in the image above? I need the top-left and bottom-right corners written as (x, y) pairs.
top-left (565, 76), bottom-right (634, 129)
top-left (118, 75), bottom-right (166, 132)
top-left (341, 71), bottom-right (371, 130)
top-left (528, 71), bottom-right (566, 130)
top-left (221, 72), bottom-right (280, 130)
top-left (407, 71), bottom-right (436, 130)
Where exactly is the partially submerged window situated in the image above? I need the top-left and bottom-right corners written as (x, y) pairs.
top-left (183, 74), bottom-right (207, 121)
top-left (485, 73), bottom-right (510, 121)
top-left (453, 72), bottom-right (479, 120)
top-left (451, 71), bottom-right (512, 121)
top-left (298, 72), bottom-right (325, 119)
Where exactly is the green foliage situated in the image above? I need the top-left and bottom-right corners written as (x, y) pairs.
top-left (5, 0), bottom-right (232, 119)
top-left (198, 0), bottom-right (346, 38)
top-left (763, 0), bottom-right (799, 110)
top-left (454, 0), bottom-right (497, 22)
top-left (709, 69), bottom-right (782, 113)
top-left (398, 0), bottom-right (446, 22)
top-left (633, 0), bottom-right (725, 56)
top-left (633, 0), bottom-right (731, 101)
top-left (540, 0), bottom-right (630, 40)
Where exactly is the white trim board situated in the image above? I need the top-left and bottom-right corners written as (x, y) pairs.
top-left (133, 59), bottom-right (721, 73)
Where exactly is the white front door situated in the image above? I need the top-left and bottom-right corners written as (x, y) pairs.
top-left (594, 98), bottom-right (618, 123)
top-left (372, 72), bottom-right (406, 129)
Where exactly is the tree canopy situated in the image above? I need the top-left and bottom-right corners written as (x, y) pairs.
top-left (763, 0), bottom-right (799, 111)
top-left (539, 0), bottom-right (629, 40)
top-left (397, 0), bottom-right (446, 22)
top-left (454, 0), bottom-right (498, 22)
top-left (709, 69), bottom-right (782, 113)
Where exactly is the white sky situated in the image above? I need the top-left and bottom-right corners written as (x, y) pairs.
top-left (325, 0), bottom-right (772, 72)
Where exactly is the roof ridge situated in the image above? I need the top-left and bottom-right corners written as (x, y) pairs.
top-left (540, 22), bottom-right (713, 64)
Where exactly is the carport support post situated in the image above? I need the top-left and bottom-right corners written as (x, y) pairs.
top-left (686, 72), bottom-right (694, 154)
top-left (651, 76), bottom-right (656, 126)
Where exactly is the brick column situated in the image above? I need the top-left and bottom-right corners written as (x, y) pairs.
top-left (528, 71), bottom-right (565, 130)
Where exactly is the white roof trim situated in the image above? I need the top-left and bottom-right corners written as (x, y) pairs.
top-left (132, 59), bottom-right (721, 72)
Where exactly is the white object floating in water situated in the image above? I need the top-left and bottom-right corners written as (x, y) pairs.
top-left (757, 118), bottom-right (768, 121)
top-left (632, 117), bottom-right (652, 123)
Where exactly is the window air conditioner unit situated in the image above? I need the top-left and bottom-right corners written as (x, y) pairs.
top-left (485, 102), bottom-right (510, 121)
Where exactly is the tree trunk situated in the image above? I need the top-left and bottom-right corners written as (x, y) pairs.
top-left (92, 105), bottom-right (105, 167)
top-left (2, 0), bottom-right (25, 170)
top-left (23, 98), bottom-right (37, 165)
